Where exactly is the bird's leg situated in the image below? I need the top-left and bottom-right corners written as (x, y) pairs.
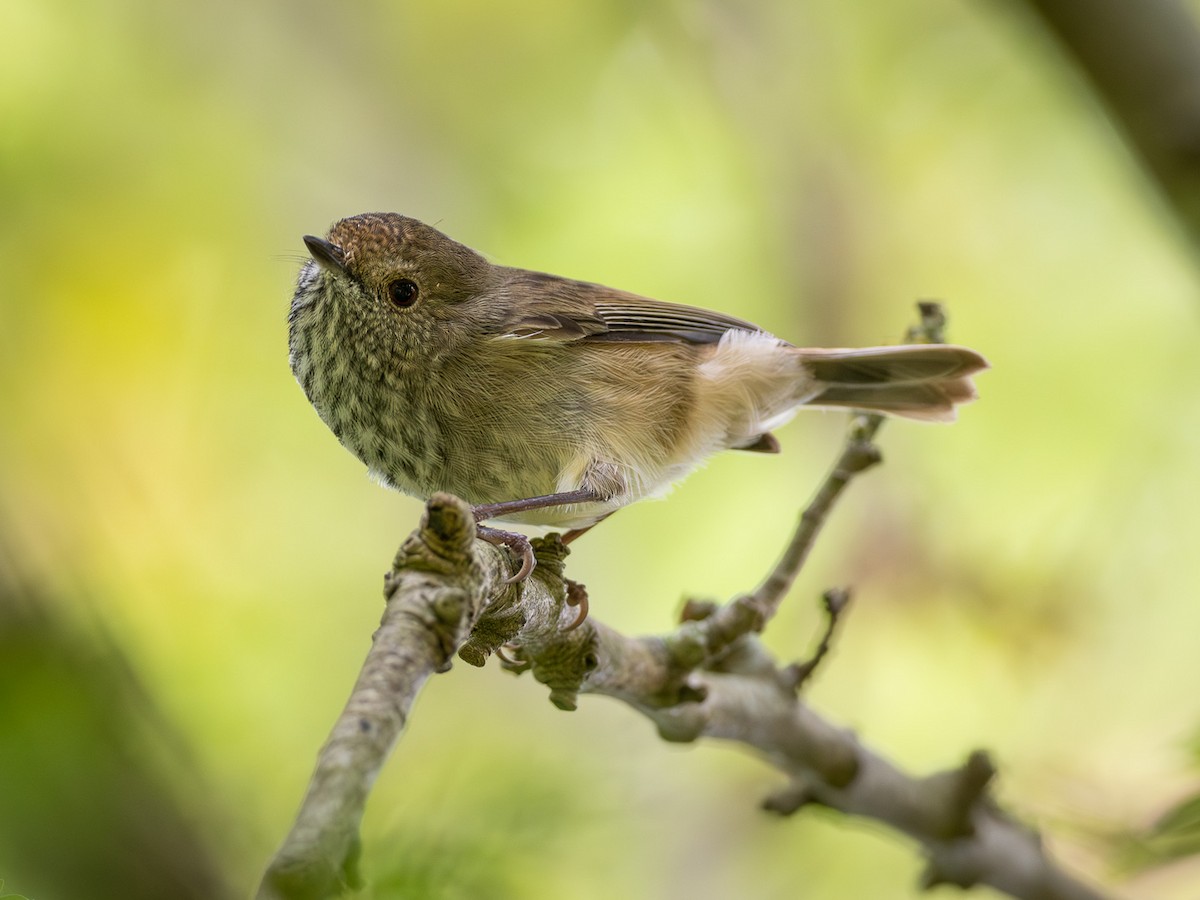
top-left (472, 488), bottom-right (603, 583)
top-left (471, 488), bottom-right (601, 523)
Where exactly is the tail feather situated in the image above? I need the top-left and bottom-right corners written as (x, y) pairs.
top-left (802, 344), bottom-right (988, 422)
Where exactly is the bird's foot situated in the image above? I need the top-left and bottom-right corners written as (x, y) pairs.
top-left (475, 524), bottom-right (536, 583)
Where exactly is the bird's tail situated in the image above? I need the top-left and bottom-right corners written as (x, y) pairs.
top-left (801, 344), bottom-right (988, 422)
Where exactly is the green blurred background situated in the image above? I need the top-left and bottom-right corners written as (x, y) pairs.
top-left (2, 1), bottom-right (1199, 898)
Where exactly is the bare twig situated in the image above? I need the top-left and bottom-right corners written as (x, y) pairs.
top-left (749, 430), bottom-right (881, 619)
top-left (750, 298), bottom-right (946, 622)
top-left (785, 587), bottom-right (852, 691)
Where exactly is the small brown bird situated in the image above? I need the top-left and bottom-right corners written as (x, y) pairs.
top-left (289, 213), bottom-right (986, 581)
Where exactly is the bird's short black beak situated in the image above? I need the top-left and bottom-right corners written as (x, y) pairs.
top-left (303, 235), bottom-right (347, 274)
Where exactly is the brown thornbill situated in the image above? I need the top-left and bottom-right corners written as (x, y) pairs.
top-left (289, 213), bottom-right (987, 580)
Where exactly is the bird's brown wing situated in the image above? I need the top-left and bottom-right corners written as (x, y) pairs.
top-left (496, 268), bottom-right (763, 345)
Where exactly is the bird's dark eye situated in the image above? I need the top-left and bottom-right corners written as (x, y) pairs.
top-left (387, 278), bottom-right (419, 308)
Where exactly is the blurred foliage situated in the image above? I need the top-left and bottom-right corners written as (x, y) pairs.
top-left (1111, 733), bottom-right (1200, 876)
top-left (1116, 791), bottom-right (1200, 874)
top-left (0, 566), bottom-right (233, 899)
top-left (2, 0), bottom-right (1200, 897)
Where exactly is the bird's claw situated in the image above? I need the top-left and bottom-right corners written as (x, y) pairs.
top-left (475, 525), bottom-right (537, 583)
top-left (563, 578), bottom-right (589, 631)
